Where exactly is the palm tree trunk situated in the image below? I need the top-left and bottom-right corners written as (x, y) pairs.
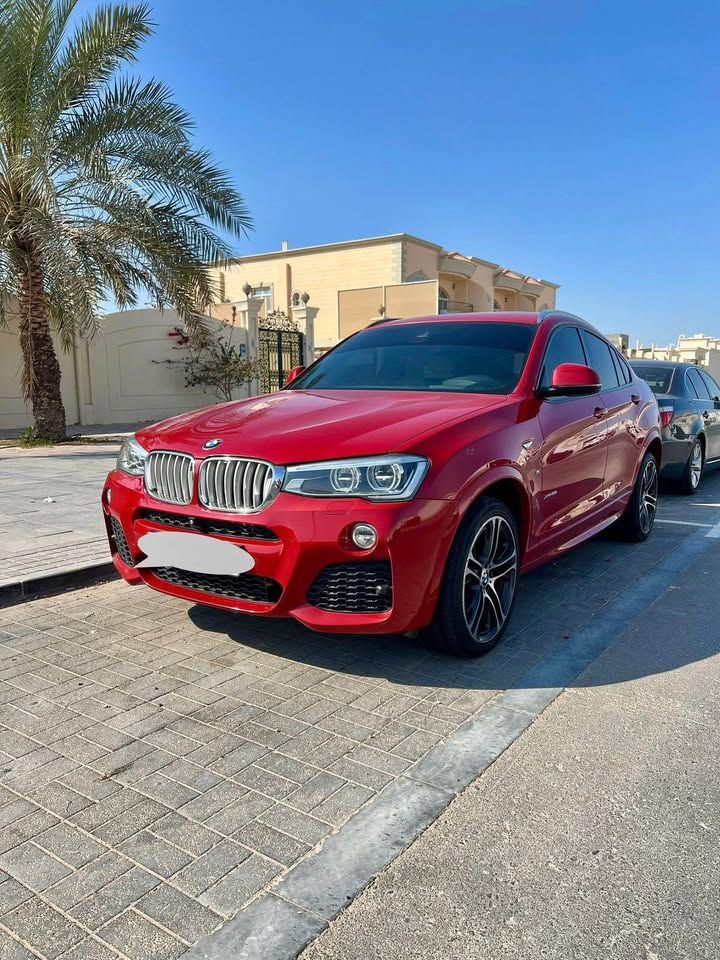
top-left (17, 251), bottom-right (67, 440)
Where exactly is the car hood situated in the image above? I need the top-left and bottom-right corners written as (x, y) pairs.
top-left (137, 389), bottom-right (507, 463)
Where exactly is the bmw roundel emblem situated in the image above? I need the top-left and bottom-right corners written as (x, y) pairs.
top-left (203, 438), bottom-right (223, 450)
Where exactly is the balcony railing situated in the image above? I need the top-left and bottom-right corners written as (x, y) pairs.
top-left (439, 299), bottom-right (473, 314)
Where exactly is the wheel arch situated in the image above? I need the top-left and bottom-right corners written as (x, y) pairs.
top-left (648, 436), bottom-right (663, 468)
top-left (456, 472), bottom-right (531, 560)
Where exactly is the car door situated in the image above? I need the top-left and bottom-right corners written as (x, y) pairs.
top-left (580, 330), bottom-right (639, 503)
top-left (685, 367), bottom-right (718, 460)
top-left (697, 369), bottom-right (720, 461)
top-left (536, 325), bottom-right (608, 541)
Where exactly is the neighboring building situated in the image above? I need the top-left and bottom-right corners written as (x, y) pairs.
top-left (210, 233), bottom-right (560, 352)
top-left (629, 333), bottom-right (720, 380)
top-left (607, 333), bottom-right (630, 353)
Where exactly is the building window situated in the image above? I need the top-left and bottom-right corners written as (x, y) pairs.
top-left (251, 285), bottom-right (272, 303)
top-left (438, 286), bottom-right (450, 311)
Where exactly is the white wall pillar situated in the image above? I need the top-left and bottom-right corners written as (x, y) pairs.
top-left (73, 337), bottom-right (99, 425)
top-left (232, 298), bottom-right (264, 395)
top-left (290, 304), bottom-right (318, 364)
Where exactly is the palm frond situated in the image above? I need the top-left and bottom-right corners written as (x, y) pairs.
top-left (47, 3), bottom-right (153, 119)
top-left (0, 0), bottom-right (252, 397)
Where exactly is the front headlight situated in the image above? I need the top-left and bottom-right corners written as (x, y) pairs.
top-left (116, 436), bottom-right (148, 476)
top-left (282, 455), bottom-right (429, 501)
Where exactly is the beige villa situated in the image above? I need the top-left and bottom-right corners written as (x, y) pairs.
top-left (209, 233), bottom-right (560, 353)
top-left (0, 233), bottom-right (558, 430)
top-left (627, 333), bottom-right (720, 380)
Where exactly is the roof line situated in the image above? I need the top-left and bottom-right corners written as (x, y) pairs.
top-left (225, 233), bottom-right (442, 264)
top-left (221, 234), bottom-right (558, 288)
top-left (538, 309), bottom-right (585, 325)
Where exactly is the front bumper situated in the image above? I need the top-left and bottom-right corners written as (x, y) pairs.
top-left (102, 470), bottom-right (455, 634)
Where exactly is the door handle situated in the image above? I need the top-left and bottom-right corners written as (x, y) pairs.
top-left (631, 394), bottom-right (640, 405)
top-left (593, 407), bottom-right (605, 420)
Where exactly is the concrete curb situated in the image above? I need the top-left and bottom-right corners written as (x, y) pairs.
top-left (0, 559), bottom-right (118, 607)
top-left (182, 529), bottom-right (717, 960)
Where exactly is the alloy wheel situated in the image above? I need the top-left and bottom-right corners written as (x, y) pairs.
top-left (690, 442), bottom-right (703, 490)
top-left (462, 515), bottom-right (518, 644)
top-left (639, 457), bottom-right (658, 534)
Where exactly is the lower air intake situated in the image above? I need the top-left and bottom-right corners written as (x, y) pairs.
top-left (151, 567), bottom-right (282, 604)
top-left (307, 561), bottom-right (392, 613)
top-left (109, 516), bottom-right (134, 567)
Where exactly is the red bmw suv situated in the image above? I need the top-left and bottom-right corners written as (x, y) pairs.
top-left (103, 311), bottom-right (661, 656)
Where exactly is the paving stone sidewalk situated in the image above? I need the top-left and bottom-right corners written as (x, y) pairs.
top-left (0, 446), bottom-right (117, 588)
top-left (0, 501), bottom-right (700, 959)
top-left (301, 542), bottom-right (720, 960)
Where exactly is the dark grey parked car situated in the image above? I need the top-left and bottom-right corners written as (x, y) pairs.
top-left (630, 359), bottom-right (720, 493)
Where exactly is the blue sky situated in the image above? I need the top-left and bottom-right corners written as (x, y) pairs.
top-left (86, 0), bottom-right (718, 344)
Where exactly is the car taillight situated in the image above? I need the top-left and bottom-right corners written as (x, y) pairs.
top-left (659, 405), bottom-right (673, 429)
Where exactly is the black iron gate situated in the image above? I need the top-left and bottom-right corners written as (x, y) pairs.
top-left (258, 327), bottom-right (305, 393)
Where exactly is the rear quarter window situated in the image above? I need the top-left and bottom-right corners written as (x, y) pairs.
top-left (613, 351), bottom-right (632, 384)
top-left (687, 367), bottom-right (711, 399)
top-left (580, 331), bottom-right (620, 389)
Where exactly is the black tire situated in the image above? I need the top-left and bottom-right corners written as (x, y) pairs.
top-left (616, 451), bottom-right (659, 542)
top-left (425, 497), bottom-right (519, 657)
top-left (678, 438), bottom-right (704, 495)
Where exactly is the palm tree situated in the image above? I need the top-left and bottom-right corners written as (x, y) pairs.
top-left (0, 0), bottom-right (251, 439)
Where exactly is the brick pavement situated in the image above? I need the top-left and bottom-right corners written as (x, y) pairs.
top-left (0, 447), bottom-right (116, 587)
top-left (0, 506), bottom-right (692, 958)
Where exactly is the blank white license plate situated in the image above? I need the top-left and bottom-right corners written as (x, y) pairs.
top-left (135, 530), bottom-right (255, 576)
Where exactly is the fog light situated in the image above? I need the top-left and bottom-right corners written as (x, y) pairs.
top-left (105, 488), bottom-right (112, 504)
top-left (351, 523), bottom-right (378, 550)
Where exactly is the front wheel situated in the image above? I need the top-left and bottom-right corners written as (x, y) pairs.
top-left (616, 451), bottom-right (659, 542)
top-left (425, 498), bottom-right (519, 657)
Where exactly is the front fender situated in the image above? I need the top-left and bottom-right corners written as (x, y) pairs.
top-left (417, 463), bottom-right (532, 626)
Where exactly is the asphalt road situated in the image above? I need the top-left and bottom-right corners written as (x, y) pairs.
top-left (302, 483), bottom-right (720, 960)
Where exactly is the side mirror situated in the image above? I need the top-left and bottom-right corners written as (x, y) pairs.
top-left (538, 363), bottom-right (601, 398)
top-left (285, 365), bottom-right (305, 386)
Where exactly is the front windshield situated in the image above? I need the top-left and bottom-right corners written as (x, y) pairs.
top-left (290, 321), bottom-right (537, 395)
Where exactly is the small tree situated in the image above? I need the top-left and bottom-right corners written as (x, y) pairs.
top-left (180, 326), bottom-right (261, 403)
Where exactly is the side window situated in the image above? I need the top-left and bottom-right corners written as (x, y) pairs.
top-left (613, 351), bottom-right (632, 385)
top-left (539, 326), bottom-right (586, 389)
top-left (687, 368), bottom-right (710, 400)
top-left (580, 331), bottom-right (621, 389)
top-left (700, 370), bottom-right (720, 401)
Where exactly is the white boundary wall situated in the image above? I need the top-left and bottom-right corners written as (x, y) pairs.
top-left (0, 301), bottom-right (265, 428)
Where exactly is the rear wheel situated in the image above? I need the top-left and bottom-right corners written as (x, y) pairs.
top-left (678, 438), bottom-right (703, 495)
top-left (616, 451), bottom-right (659, 541)
top-left (425, 498), bottom-right (519, 657)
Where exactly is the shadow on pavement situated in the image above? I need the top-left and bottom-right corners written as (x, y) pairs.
top-left (188, 514), bottom-right (720, 695)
